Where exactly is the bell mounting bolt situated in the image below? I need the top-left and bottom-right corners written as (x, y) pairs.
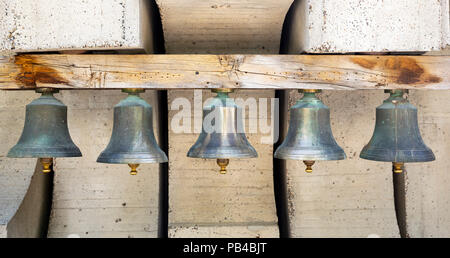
top-left (299, 89), bottom-right (322, 94)
top-left (211, 88), bottom-right (234, 93)
top-left (122, 88), bottom-right (145, 94)
top-left (35, 88), bottom-right (59, 94)
top-left (384, 89), bottom-right (409, 94)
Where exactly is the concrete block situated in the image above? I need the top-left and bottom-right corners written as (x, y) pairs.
top-left (0, 0), bottom-right (157, 54)
top-left (169, 224), bottom-right (279, 238)
top-left (47, 90), bottom-right (162, 238)
top-left (0, 91), bottom-right (37, 225)
top-left (0, 226), bottom-right (5, 237)
top-left (284, 0), bottom-right (449, 53)
top-left (0, 90), bottom-right (52, 237)
top-left (156, 0), bottom-right (293, 53)
top-left (168, 90), bottom-right (279, 238)
top-left (399, 90), bottom-right (450, 237)
top-left (285, 90), bottom-right (400, 238)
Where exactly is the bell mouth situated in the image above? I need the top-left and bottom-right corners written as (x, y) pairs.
top-left (188, 154), bottom-right (258, 159)
top-left (97, 154), bottom-right (168, 164)
top-left (7, 146), bottom-right (82, 158)
top-left (187, 146), bottom-right (258, 159)
top-left (359, 147), bottom-right (435, 163)
top-left (274, 147), bottom-right (346, 161)
top-left (97, 158), bottom-right (168, 164)
top-left (187, 152), bottom-right (258, 159)
top-left (97, 148), bottom-right (168, 164)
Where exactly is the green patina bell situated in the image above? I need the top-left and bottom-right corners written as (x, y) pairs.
top-left (274, 89), bottom-right (346, 173)
top-left (360, 89), bottom-right (435, 173)
top-left (97, 89), bottom-right (168, 175)
top-left (187, 89), bottom-right (258, 174)
top-left (8, 88), bottom-right (82, 173)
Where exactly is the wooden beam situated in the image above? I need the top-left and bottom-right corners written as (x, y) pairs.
top-left (0, 54), bottom-right (449, 90)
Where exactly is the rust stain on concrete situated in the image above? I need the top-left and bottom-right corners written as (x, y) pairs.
top-left (15, 55), bottom-right (69, 87)
top-left (352, 56), bottom-right (442, 85)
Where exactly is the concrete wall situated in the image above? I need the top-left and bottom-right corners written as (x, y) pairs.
top-left (0, 226), bottom-right (5, 237)
top-left (401, 90), bottom-right (450, 237)
top-left (7, 162), bottom-right (52, 238)
top-left (0, 90), bottom-right (38, 224)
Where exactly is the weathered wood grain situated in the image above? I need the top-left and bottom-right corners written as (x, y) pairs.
top-left (0, 54), bottom-right (449, 90)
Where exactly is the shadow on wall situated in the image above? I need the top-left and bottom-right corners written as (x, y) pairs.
top-left (272, 0), bottom-right (303, 238)
top-left (7, 160), bottom-right (53, 238)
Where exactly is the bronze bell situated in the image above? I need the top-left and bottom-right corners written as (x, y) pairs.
top-left (97, 89), bottom-right (168, 175)
top-left (8, 88), bottom-right (82, 173)
top-left (187, 89), bottom-right (258, 174)
top-left (360, 89), bottom-right (435, 173)
top-left (274, 89), bottom-right (346, 173)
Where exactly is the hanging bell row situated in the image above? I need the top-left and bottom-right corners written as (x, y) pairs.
top-left (7, 88), bottom-right (434, 175)
top-left (8, 88), bottom-right (167, 175)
